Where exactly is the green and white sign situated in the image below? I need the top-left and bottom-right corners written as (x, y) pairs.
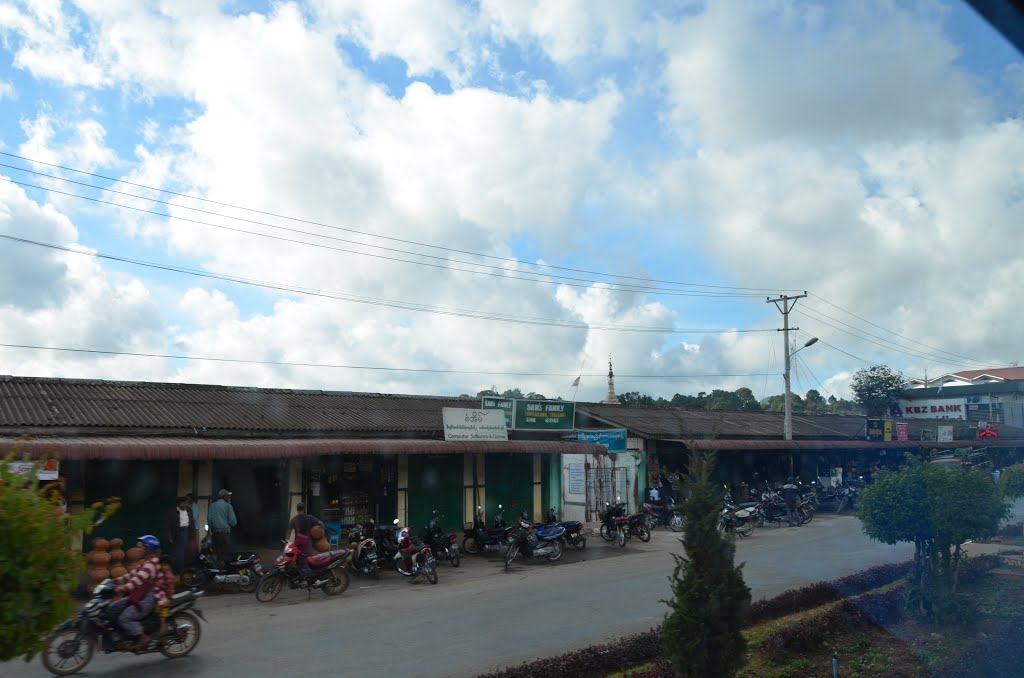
top-left (481, 397), bottom-right (514, 429)
top-left (513, 399), bottom-right (575, 431)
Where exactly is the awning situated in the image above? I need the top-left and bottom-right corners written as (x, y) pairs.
top-left (0, 436), bottom-right (610, 461)
top-left (669, 438), bottom-right (1024, 451)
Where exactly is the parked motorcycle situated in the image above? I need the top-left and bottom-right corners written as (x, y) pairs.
top-left (505, 512), bottom-right (565, 568)
top-left (719, 494), bottom-right (755, 537)
top-left (834, 482), bottom-right (859, 514)
top-left (40, 579), bottom-right (205, 675)
top-left (600, 498), bottom-right (630, 547)
top-left (462, 504), bottom-right (512, 555)
top-left (255, 539), bottom-right (351, 602)
top-left (346, 523), bottom-right (381, 579)
top-left (394, 525), bottom-right (438, 584)
top-left (182, 531), bottom-right (263, 593)
top-left (643, 498), bottom-right (684, 532)
top-left (422, 509), bottom-right (460, 567)
top-left (541, 507), bottom-right (586, 550)
top-left (373, 519), bottom-right (404, 566)
top-left (624, 510), bottom-right (651, 542)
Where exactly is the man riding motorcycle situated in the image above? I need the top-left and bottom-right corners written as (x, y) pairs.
top-left (106, 534), bottom-right (168, 650)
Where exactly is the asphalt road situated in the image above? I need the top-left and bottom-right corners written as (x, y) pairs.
top-left (6, 514), bottom-right (914, 678)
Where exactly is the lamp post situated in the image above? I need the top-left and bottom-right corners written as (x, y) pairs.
top-left (784, 336), bottom-right (819, 441)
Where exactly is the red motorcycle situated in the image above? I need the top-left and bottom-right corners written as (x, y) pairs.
top-left (255, 539), bottom-right (351, 602)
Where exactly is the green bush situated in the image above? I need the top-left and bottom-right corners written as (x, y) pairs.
top-left (999, 464), bottom-right (1024, 499)
top-left (0, 456), bottom-right (118, 661)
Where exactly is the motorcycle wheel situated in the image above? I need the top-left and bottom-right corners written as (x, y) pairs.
top-left (616, 527), bottom-right (626, 548)
top-left (572, 535), bottom-right (587, 550)
top-left (504, 542), bottom-right (520, 569)
top-left (255, 571), bottom-right (284, 603)
top-left (637, 524), bottom-right (651, 543)
top-left (449, 549), bottom-right (460, 568)
top-left (425, 562), bottom-right (439, 584)
top-left (600, 523), bottom-right (615, 542)
top-left (159, 611), bottom-right (202, 658)
top-left (461, 537), bottom-right (479, 554)
top-left (546, 539), bottom-right (564, 561)
top-left (669, 514), bottom-right (684, 532)
top-left (236, 566), bottom-right (259, 593)
top-left (800, 507), bottom-right (814, 525)
top-left (736, 521), bottom-right (754, 537)
top-left (372, 562), bottom-right (382, 579)
top-left (323, 567), bottom-right (350, 596)
top-left (836, 498), bottom-right (847, 514)
top-left (180, 565), bottom-right (207, 589)
top-left (41, 629), bottom-right (94, 676)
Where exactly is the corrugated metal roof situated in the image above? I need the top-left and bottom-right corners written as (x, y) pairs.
top-left (0, 436), bottom-right (610, 461)
top-left (0, 376), bottom-right (480, 434)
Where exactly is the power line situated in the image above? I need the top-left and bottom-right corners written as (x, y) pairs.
top-left (0, 233), bottom-right (777, 335)
top-left (7, 177), bottom-right (768, 299)
top-left (0, 153), bottom-right (793, 294)
top-left (0, 341), bottom-right (776, 379)
top-left (807, 293), bottom-right (998, 366)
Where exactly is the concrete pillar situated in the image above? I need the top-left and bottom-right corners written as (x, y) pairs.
top-left (287, 458), bottom-right (303, 520)
top-left (532, 454), bottom-right (542, 522)
top-left (475, 453), bottom-right (486, 520)
top-left (397, 455), bottom-right (409, 527)
top-left (195, 460), bottom-right (213, 531)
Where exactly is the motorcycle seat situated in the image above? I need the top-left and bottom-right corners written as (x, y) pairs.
top-left (734, 502), bottom-right (759, 509)
top-left (170, 590), bottom-right (202, 606)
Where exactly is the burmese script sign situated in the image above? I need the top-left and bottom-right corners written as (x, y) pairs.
top-left (442, 408), bottom-right (509, 442)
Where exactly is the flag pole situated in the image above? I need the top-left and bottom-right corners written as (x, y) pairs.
top-left (571, 357), bottom-right (586, 402)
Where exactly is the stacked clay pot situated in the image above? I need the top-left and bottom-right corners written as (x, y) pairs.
top-left (86, 538), bottom-right (111, 584)
top-left (108, 538), bottom-right (128, 579)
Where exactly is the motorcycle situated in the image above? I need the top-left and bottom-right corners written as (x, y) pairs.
top-left (422, 509), bottom-right (461, 567)
top-left (505, 512), bottom-right (565, 568)
top-left (834, 482), bottom-right (859, 514)
top-left (643, 498), bottom-right (685, 532)
top-left (541, 507), bottom-right (586, 550)
top-left (719, 494), bottom-right (755, 537)
top-left (40, 579), bottom-right (205, 675)
top-left (599, 498), bottom-right (630, 547)
top-left (255, 539), bottom-right (351, 602)
top-left (462, 504), bottom-right (512, 555)
top-left (345, 523), bottom-right (381, 579)
top-left (394, 526), bottom-right (438, 584)
top-left (373, 519), bottom-right (404, 566)
top-left (182, 531), bottom-right (264, 593)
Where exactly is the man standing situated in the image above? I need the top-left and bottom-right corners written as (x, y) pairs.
top-left (166, 496), bottom-right (195, 575)
top-left (208, 489), bottom-right (237, 566)
top-left (782, 477), bottom-right (800, 527)
top-left (185, 493), bottom-right (201, 562)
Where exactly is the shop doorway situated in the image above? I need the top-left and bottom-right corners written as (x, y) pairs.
top-left (211, 459), bottom-right (288, 549)
top-left (408, 455), bottom-right (464, 534)
top-left (485, 454), bottom-right (533, 523)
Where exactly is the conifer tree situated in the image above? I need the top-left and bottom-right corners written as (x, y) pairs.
top-left (662, 452), bottom-right (751, 677)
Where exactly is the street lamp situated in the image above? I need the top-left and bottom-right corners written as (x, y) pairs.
top-left (784, 336), bottom-right (818, 441)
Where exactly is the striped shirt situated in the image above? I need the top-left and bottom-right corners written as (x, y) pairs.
top-left (117, 555), bottom-right (169, 606)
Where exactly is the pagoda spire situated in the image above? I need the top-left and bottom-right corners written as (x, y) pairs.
top-left (602, 355), bottom-right (621, 405)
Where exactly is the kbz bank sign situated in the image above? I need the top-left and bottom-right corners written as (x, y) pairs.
top-left (895, 398), bottom-right (965, 419)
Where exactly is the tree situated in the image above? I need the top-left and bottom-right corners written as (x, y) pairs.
top-left (734, 387), bottom-right (761, 412)
top-left (662, 452), bottom-right (751, 677)
top-left (850, 365), bottom-right (905, 416)
top-left (804, 389), bottom-right (827, 414)
top-left (0, 456), bottom-right (119, 661)
top-left (999, 464), bottom-right (1024, 499)
top-left (859, 458), bottom-right (1008, 622)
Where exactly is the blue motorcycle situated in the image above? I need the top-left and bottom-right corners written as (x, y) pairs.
top-left (505, 512), bottom-right (565, 568)
top-left (462, 503), bottom-right (512, 555)
top-left (539, 507), bottom-right (586, 550)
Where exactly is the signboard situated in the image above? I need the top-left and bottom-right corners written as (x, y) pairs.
top-left (442, 408), bottom-right (509, 442)
top-left (937, 425), bottom-right (954, 443)
top-left (481, 397), bottom-right (514, 429)
top-left (8, 459), bottom-right (59, 481)
top-left (920, 428), bottom-right (935, 442)
top-left (568, 463), bottom-right (585, 494)
top-left (884, 420), bottom-right (894, 441)
top-left (896, 398), bottom-right (965, 419)
top-left (577, 428), bottom-right (627, 453)
top-left (513, 399), bottom-right (575, 431)
top-left (866, 419), bottom-right (885, 441)
top-left (895, 422), bottom-right (909, 441)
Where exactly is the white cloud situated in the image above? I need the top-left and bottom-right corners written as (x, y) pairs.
top-left (0, 81), bottom-right (14, 100)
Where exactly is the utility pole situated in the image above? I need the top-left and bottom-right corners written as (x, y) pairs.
top-left (767, 293), bottom-right (808, 442)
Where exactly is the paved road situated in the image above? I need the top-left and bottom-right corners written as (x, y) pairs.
top-left (5, 514), bottom-right (913, 678)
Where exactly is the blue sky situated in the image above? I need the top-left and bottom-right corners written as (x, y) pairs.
top-left (0, 1), bottom-right (1021, 403)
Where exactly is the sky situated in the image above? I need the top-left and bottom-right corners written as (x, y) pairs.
top-left (0, 0), bottom-right (1021, 405)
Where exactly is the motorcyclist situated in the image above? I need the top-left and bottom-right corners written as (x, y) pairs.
top-left (782, 477), bottom-right (800, 527)
top-left (398, 526), bottom-right (417, 573)
top-left (107, 535), bottom-right (169, 650)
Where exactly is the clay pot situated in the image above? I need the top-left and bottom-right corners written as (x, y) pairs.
top-left (126, 547), bottom-right (144, 562)
top-left (108, 549), bottom-right (125, 563)
top-left (91, 538), bottom-right (110, 552)
top-left (88, 567), bottom-right (110, 583)
top-left (90, 552), bottom-right (112, 566)
top-left (109, 566), bottom-right (128, 579)
top-left (315, 538), bottom-right (329, 553)
top-left (109, 538), bottom-right (124, 549)
top-left (309, 525), bottom-right (324, 540)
